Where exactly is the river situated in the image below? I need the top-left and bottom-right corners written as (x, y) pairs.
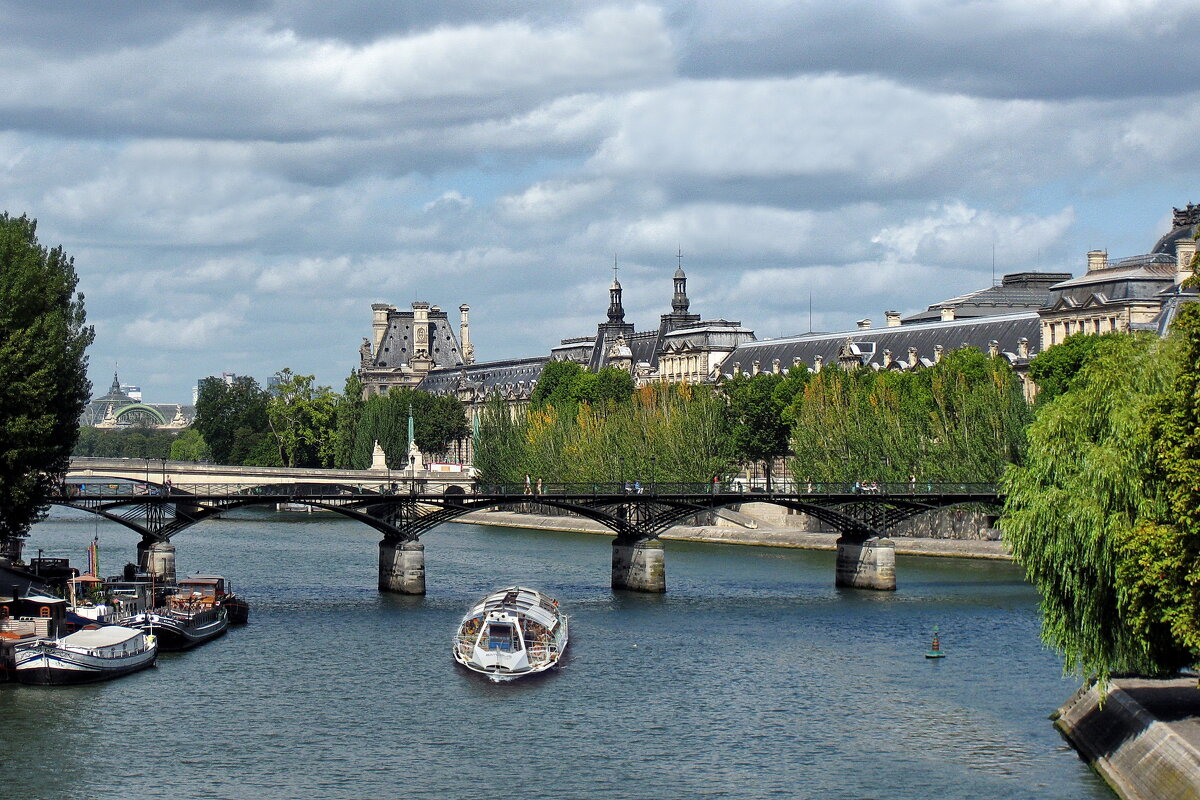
top-left (3, 508), bottom-right (1111, 799)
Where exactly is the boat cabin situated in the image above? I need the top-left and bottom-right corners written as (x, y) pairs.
top-left (0, 592), bottom-right (67, 639)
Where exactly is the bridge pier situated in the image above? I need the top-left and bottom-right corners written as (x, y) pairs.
top-left (611, 538), bottom-right (666, 593)
top-left (139, 540), bottom-right (177, 585)
top-left (379, 540), bottom-right (425, 595)
top-left (835, 536), bottom-right (896, 591)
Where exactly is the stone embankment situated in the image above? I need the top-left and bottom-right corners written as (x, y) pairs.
top-left (1055, 677), bottom-right (1200, 800)
top-left (451, 508), bottom-right (1010, 560)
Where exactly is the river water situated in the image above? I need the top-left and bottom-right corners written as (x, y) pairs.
top-left (3, 508), bottom-right (1111, 800)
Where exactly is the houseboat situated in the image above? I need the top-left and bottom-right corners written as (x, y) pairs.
top-left (452, 587), bottom-right (568, 681)
top-left (13, 625), bottom-right (157, 685)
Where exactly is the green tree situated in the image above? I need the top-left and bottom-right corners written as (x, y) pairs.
top-left (725, 372), bottom-right (790, 489)
top-left (1028, 332), bottom-right (1110, 404)
top-left (266, 368), bottom-right (338, 467)
top-left (194, 375), bottom-right (274, 465)
top-left (1111, 303), bottom-right (1200, 672)
top-left (1002, 332), bottom-right (1176, 678)
top-left (530, 361), bottom-right (586, 409)
top-left (350, 387), bottom-right (470, 469)
top-left (169, 428), bottom-right (210, 462)
top-left (334, 371), bottom-right (365, 469)
top-left (0, 213), bottom-right (93, 557)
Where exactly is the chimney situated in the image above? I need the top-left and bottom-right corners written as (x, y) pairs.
top-left (885, 310), bottom-right (902, 328)
top-left (1176, 238), bottom-right (1197, 284)
top-left (1017, 337), bottom-right (1030, 359)
top-left (459, 304), bottom-right (474, 365)
top-left (907, 347), bottom-right (918, 368)
top-left (940, 307), bottom-right (955, 322)
top-left (1087, 250), bottom-right (1108, 272)
top-left (412, 301), bottom-right (431, 359)
top-left (934, 344), bottom-right (944, 364)
top-left (371, 303), bottom-right (393, 352)
top-left (882, 349), bottom-right (893, 368)
top-left (733, 362), bottom-right (741, 376)
top-left (857, 318), bottom-right (872, 330)
top-left (814, 355), bottom-right (824, 372)
top-left (751, 360), bottom-right (761, 375)
top-left (772, 358), bottom-right (781, 375)
top-left (988, 340), bottom-right (1000, 358)
top-left (792, 357), bottom-right (804, 369)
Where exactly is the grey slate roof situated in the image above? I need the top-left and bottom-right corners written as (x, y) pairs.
top-left (903, 271), bottom-right (1070, 323)
top-left (1045, 254), bottom-right (1177, 307)
top-left (372, 309), bottom-right (464, 370)
top-left (722, 312), bottom-right (1040, 376)
top-left (417, 357), bottom-right (548, 397)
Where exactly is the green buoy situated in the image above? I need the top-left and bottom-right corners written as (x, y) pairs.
top-left (926, 625), bottom-right (945, 659)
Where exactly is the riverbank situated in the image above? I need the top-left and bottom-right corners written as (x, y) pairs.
top-left (1055, 676), bottom-right (1200, 800)
top-left (451, 509), bottom-right (1011, 560)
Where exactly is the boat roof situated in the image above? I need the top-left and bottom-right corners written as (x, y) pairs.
top-left (23, 594), bottom-right (65, 604)
top-left (467, 586), bottom-right (561, 629)
top-left (180, 575), bottom-right (223, 585)
top-left (69, 574), bottom-right (103, 583)
top-left (62, 626), bottom-right (143, 648)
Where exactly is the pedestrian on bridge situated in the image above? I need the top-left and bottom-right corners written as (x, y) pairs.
top-left (524, 474), bottom-right (532, 495)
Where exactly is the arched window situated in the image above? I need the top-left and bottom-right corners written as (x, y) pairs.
top-left (39, 606), bottom-right (51, 618)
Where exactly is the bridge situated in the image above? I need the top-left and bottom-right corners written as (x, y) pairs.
top-left (50, 459), bottom-right (1001, 593)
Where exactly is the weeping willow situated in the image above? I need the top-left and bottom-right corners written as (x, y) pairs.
top-left (1001, 332), bottom-right (1179, 678)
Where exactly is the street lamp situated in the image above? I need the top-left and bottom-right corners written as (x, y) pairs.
top-left (650, 455), bottom-right (657, 495)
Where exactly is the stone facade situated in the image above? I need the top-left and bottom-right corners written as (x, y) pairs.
top-left (1039, 204), bottom-right (1200, 350)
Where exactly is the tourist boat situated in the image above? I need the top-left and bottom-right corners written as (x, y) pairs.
top-left (13, 625), bottom-right (157, 685)
top-left (452, 587), bottom-right (568, 681)
top-left (126, 589), bottom-right (229, 651)
top-left (177, 575), bottom-right (249, 625)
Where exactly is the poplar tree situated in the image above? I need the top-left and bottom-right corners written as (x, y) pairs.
top-left (0, 213), bottom-right (93, 559)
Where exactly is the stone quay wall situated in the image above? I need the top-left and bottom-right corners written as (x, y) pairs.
top-left (1055, 677), bottom-right (1200, 800)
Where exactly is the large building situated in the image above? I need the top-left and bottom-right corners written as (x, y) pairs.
top-left (357, 264), bottom-right (751, 420)
top-left (358, 205), bottom-right (1200, 424)
top-left (1039, 204), bottom-right (1199, 349)
top-left (81, 373), bottom-right (194, 429)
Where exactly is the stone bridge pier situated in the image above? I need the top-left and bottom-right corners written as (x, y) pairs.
top-left (379, 539), bottom-right (426, 594)
top-left (137, 539), bottom-right (178, 585)
top-left (611, 538), bottom-right (666, 593)
top-left (835, 536), bottom-right (896, 591)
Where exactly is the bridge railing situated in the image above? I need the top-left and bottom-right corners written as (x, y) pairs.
top-left (54, 478), bottom-right (998, 501)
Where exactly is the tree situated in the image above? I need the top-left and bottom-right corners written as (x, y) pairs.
top-left (1002, 332), bottom-right (1176, 679)
top-left (350, 387), bottom-right (470, 469)
top-left (725, 372), bottom-right (790, 489)
top-left (0, 213), bottom-right (94, 558)
top-left (266, 368), bottom-right (338, 467)
top-left (193, 375), bottom-right (274, 465)
top-left (1111, 303), bottom-right (1200, 673)
top-left (334, 371), bottom-right (365, 469)
top-left (169, 428), bottom-right (210, 462)
top-left (1028, 332), bottom-right (1110, 404)
top-left (530, 361), bottom-right (585, 409)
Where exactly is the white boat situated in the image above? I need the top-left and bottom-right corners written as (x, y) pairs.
top-left (14, 625), bottom-right (157, 685)
top-left (452, 586), bottom-right (568, 681)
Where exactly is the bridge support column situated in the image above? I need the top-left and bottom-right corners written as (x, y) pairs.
top-left (612, 538), bottom-right (665, 593)
top-left (141, 541), bottom-right (177, 585)
top-left (379, 540), bottom-right (425, 595)
top-left (835, 536), bottom-right (895, 591)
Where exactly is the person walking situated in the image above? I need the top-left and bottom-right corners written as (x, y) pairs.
top-left (524, 474), bottom-right (532, 495)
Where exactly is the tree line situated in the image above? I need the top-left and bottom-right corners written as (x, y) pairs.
top-left (75, 369), bottom-right (469, 470)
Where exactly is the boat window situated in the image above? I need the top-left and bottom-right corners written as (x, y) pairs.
top-left (39, 606), bottom-right (51, 618)
top-left (485, 623), bottom-right (520, 651)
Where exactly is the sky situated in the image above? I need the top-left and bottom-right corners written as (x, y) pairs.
top-left (3, 1), bottom-right (1199, 403)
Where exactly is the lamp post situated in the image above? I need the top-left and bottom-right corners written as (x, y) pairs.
top-left (651, 455), bottom-right (657, 496)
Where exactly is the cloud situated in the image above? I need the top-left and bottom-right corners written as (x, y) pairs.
top-left (1, 2), bottom-right (1198, 402)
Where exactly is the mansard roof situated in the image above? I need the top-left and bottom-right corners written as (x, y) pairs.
top-left (370, 307), bottom-right (464, 370)
top-left (416, 357), bottom-right (547, 396)
top-left (722, 312), bottom-right (1039, 376)
top-left (903, 271), bottom-right (1070, 323)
